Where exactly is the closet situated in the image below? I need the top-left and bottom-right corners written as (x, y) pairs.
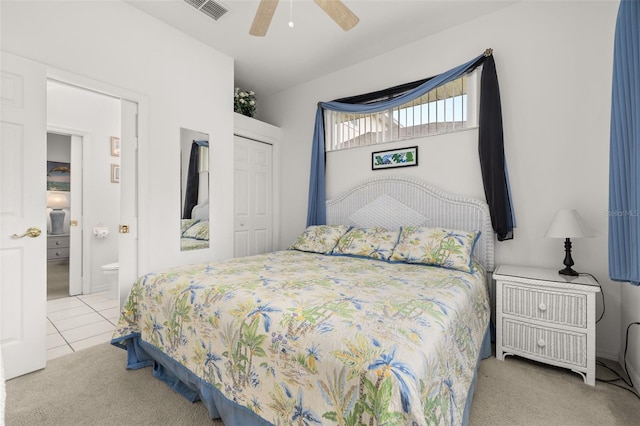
top-left (233, 113), bottom-right (280, 257)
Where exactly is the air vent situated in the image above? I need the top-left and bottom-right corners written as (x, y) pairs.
top-left (184, 0), bottom-right (229, 21)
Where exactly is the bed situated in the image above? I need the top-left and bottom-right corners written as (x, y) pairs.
top-left (181, 201), bottom-right (210, 251)
top-left (112, 176), bottom-right (494, 425)
top-left (180, 218), bottom-right (209, 250)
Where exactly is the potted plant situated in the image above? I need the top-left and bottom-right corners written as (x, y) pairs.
top-left (234, 87), bottom-right (256, 117)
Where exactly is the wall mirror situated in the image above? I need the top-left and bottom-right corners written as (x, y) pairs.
top-left (180, 128), bottom-right (210, 251)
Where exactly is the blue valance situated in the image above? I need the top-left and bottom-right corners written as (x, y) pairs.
top-left (307, 51), bottom-right (515, 241)
top-left (609, 0), bottom-right (640, 285)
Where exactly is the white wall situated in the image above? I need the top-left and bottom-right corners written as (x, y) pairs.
top-left (621, 278), bottom-right (640, 387)
top-left (261, 1), bottom-right (625, 361)
top-left (1, 1), bottom-right (235, 272)
top-left (47, 82), bottom-right (121, 293)
top-left (47, 133), bottom-right (71, 163)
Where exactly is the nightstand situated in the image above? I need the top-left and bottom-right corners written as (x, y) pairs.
top-left (47, 234), bottom-right (70, 261)
top-left (493, 264), bottom-right (600, 386)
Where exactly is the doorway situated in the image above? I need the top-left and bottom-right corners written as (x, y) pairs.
top-left (46, 132), bottom-right (72, 300)
top-left (46, 81), bottom-right (122, 299)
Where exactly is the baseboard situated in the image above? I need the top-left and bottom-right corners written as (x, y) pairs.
top-left (91, 284), bottom-right (108, 294)
top-left (596, 347), bottom-right (619, 361)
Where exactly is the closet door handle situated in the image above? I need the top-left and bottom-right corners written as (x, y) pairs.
top-left (11, 227), bottom-right (42, 239)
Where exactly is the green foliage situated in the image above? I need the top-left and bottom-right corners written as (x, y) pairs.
top-left (322, 411), bottom-right (338, 421)
top-left (234, 87), bottom-right (256, 117)
top-left (360, 376), bottom-right (404, 426)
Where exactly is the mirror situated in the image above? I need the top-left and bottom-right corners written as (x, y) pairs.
top-left (180, 128), bottom-right (210, 251)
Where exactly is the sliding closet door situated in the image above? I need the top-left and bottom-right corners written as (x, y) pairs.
top-left (0, 51), bottom-right (47, 379)
top-left (234, 136), bottom-right (273, 257)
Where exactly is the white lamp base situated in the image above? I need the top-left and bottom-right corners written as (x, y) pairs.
top-left (50, 209), bottom-right (65, 235)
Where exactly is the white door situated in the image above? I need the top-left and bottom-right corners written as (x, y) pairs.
top-left (234, 136), bottom-right (273, 257)
top-left (118, 99), bottom-right (138, 308)
top-left (69, 134), bottom-right (83, 296)
top-left (0, 52), bottom-right (47, 379)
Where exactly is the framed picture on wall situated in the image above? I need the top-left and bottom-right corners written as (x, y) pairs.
top-left (372, 146), bottom-right (418, 170)
top-left (111, 164), bottom-right (120, 183)
top-left (46, 161), bottom-right (71, 191)
top-left (111, 136), bottom-right (120, 157)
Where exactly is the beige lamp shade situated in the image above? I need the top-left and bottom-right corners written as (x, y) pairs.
top-left (545, 209), bottom-right (591, 239)
top-left (47, 192), bottom-right (69, 209)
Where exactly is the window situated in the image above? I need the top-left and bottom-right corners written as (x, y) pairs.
top-left (324, 70), bottom-right (480, 152)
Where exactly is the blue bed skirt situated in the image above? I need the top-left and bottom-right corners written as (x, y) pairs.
top-left (112, 327), bottom-right (492, 426)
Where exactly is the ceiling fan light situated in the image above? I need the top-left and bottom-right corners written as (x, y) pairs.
top-left (250, 0), bottom-right (359, 36)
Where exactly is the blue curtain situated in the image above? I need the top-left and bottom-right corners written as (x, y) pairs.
top-left (609, 0), bottom-right (640, 285)
top-left (307, 52), bottom-right (515, 241)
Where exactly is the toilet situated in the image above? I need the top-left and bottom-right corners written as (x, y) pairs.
top-left (101, 262), bottom-right (119, 299)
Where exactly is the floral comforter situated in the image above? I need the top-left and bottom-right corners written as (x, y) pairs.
top-left (112, 250), bottom-right (490, 425)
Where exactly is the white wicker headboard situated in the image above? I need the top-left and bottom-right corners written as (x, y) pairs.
top-left (326, 176), bottom-right (495, 272)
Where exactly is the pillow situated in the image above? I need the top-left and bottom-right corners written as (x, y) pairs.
top-left (332, 227), bottom-right (400, 261)
top-left (289, 225), bottom-right (350, 254)
top-left (389, 226), bottom-right (480, 273)
top-left (181, 218), bottom-right (200, 235)
top-left (182, 220), bottom-right (209, 241)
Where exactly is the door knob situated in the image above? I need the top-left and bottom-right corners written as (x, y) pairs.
top-left (11, 227), bottom-right (42, 239)
top-left (119, 225), bottom-right (129, 234)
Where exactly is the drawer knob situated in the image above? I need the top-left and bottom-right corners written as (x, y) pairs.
top-left (56, 251), bottom-right (61, 256)
top-left (537, 338), bottom-right (546, 347)
top-left (538, 303), bottom-right (547, 312)
top-left (56, 240), bottom-right (62, 246)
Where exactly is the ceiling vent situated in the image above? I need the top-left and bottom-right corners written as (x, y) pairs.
top-left (184, 0), bottom-right (229, 21)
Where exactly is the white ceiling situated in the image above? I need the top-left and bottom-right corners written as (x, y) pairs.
top-left (127, 0), bottom-right (516, 97)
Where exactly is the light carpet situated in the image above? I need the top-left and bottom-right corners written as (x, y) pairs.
top-left (4, 343), bottom-right (639, 425)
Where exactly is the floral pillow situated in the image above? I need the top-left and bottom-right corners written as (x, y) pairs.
top-left (181, 219), bottom-right (200, 235)
top-left (332, 227), bottom-right (400, 261)
top-left (183, 220), bottom-right (209, 241)
top-left (289, 225), bottom-right (351, 254)
top-left (389, 226), bottom-right (480, 273)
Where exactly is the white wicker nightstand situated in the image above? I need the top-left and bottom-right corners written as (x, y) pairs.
top-left (493, 264), bottom-right (600, 386)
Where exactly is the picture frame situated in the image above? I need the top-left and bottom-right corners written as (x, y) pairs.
top-left (111, 164), bottom-right (120, 183)
top-left (46, 161), bottom-right (71, 191)
top-left (372, 146), bottom-right (418, 170)
top-left (110, 136), bottom-right (120, 157)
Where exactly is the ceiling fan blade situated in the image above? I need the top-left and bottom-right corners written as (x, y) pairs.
top-left (250, 0), bottom-right (280, 37)
top-left (314, 0), bottom-right (359, 32)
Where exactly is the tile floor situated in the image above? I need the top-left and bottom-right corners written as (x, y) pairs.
top-left (46, 292), bottom-right (120, 360)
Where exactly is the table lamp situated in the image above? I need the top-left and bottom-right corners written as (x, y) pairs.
top-left (545, 209), bottom-right (590, 276)
top-left (48, 192), bottom-right (69, 235)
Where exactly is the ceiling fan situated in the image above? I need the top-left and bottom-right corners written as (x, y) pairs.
top-left (250, 0), bottom-right (359, 37)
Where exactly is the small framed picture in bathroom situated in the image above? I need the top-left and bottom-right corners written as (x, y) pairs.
top-left (111, 163), bottom-right (120, 183)
top-left (110, 136), bottom-right (120, 157)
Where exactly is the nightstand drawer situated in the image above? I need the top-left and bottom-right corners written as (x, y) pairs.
top-left (47, 247), bottom-right (69, 260)
top-left (502, 283), bottom-right (587, 328)
top-left (502, 318), bottom-right (587, 368)
top-left (47, 235), bottom-right (69, 249)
